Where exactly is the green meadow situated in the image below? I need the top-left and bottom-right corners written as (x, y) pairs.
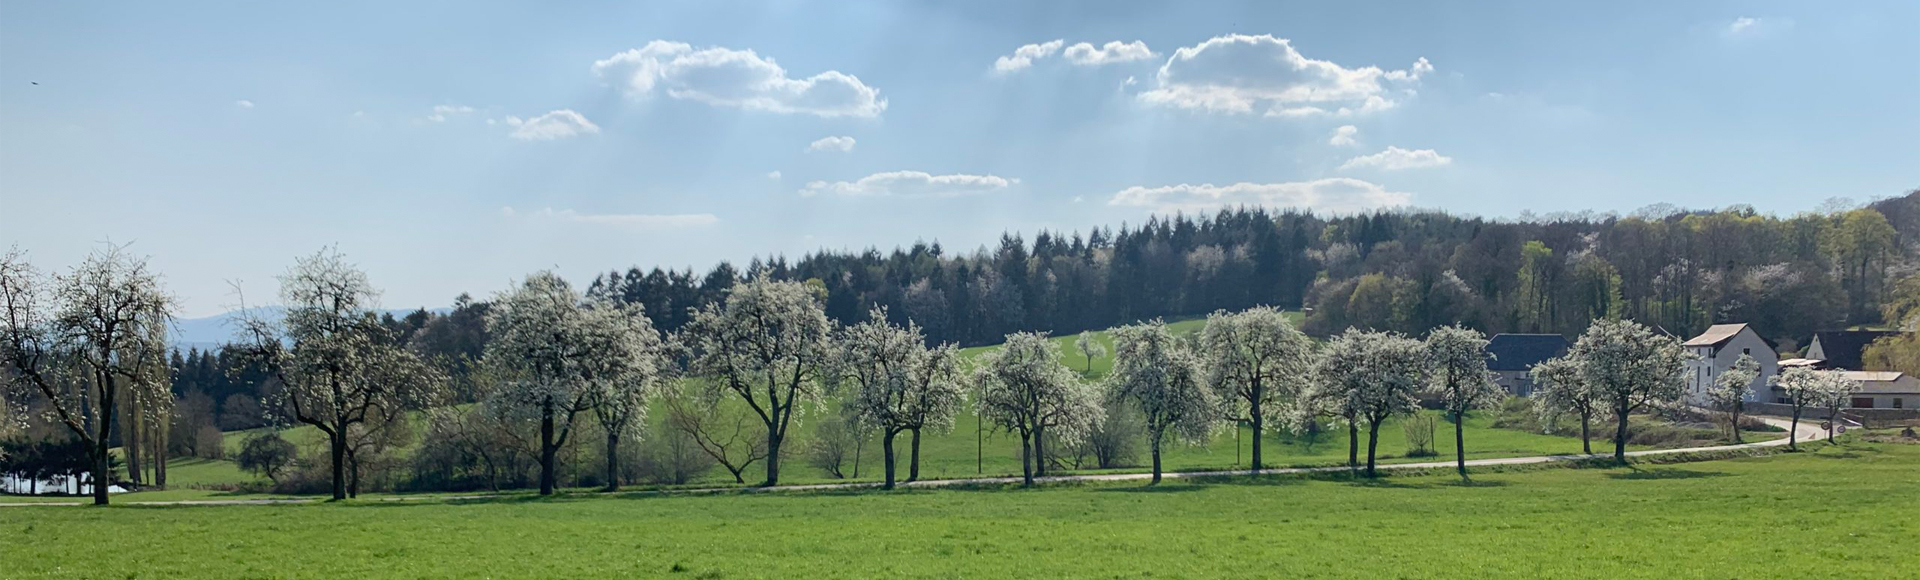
top-left (2, 439), bottom-right (1910, 579)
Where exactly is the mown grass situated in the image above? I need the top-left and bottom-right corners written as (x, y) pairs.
top-left (1, 439), bottom-right (1910, 579)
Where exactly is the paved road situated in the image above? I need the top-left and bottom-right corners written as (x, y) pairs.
top-left (1, 415), bottom-right (1830, 508)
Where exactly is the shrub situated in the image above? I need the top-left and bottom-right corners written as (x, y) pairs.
top-left (1403, 413), bottom-right (1438, 458)
top-left (235, 431), bottom-right (297, 483)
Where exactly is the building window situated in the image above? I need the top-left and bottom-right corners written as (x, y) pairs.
top-left (1851, 397), bottom-right (1874, 409)
top-left (1896, 398), bottom-right (1905, 409)
top-left (1742, 348), bottom-right (1750, 355)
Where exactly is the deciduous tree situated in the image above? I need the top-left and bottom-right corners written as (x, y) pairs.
top-left (1197, 306), bottom-right (1312, 472)
top-left (1567, 319), bottom-right (1691, 462)
top-left (1316, 329), bottom-right (1425, 477)
top-left (1424, 325), bottom-right (1502, 476)
top-left (974, 332), bottom-right (1102, 485)
top-left (1107, 321), bottom-right (1217, 484)
top-left (1770, 367), bottom-right (1822, 451)
top-left (680, 278), bottom-right (835, 486)
top-left (1531, 356), bottom-right (1598, 454)
top-left (234, 248), bottom-right (444, 501)
top-left (1707, 354), bottom-right (1759, 442)
top-left (835, 307), bottom-right (964, 488)
top-left (1, 245), bottom-right (174, 505)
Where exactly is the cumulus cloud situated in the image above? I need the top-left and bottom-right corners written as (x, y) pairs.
top-left (505, 110), bottom-right (600, 141)
top-left (806, 135), bottom-right (856, 153)
top-left (502, 206), bottom-right (717, 228)
top-left (1108, 178), bottom-right (1410, 214)
top-left (1139, 34), bottom-right (1431, 117)
top-left (1329, 125), bottom-right (1359, 147)
top-left (1063, 41), bottom-right (1156, 66)
top-left (234, 100), bottom-right (255, 109)
top-left (1338, 146), bottom-right (1453, 171)
top-left (993, 40), bottom-right (1065, 73)
top-left (425, 104), bottom-right (475, 122)
top-left (767, 170), bottom-right (782, 180)
top-left (594, 40), bottom-right (886, 117)
top-left (799, 171), bottom-right (1015, 197)
top-left (996, 39), bottom-right (1155, 73)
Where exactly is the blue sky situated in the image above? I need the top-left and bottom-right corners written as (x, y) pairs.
top-left (3, 0), bottom-right (1916, 317)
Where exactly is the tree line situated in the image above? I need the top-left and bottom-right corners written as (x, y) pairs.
top-left (4, 192), bottom-right (1916, 503)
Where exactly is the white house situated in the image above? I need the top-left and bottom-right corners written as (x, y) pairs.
top-left (1682, 323), bottom-right (1779, 406)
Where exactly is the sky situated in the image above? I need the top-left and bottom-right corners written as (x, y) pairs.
top-left (2, 0), bottom-right (1916, 317)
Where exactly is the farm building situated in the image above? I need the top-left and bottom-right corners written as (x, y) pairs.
top-left (1484, 333), bottom-right (1569, 396)
top-left (1834, 371), bottom-right (1918, 409)
top-left (1805, 330), bottom-right (1904, 371)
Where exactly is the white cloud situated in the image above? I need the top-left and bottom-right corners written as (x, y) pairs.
top-left (1721, 16), bottom-right (1792, 39)
top-left (767, 170), bottom-right (782, 180)
top-left (1139, 34), bottom-right (1431, 117)
top-left (594, 40), bottom-right (886, 117)
top-left (425, 104), bottom-right (475, 122)
top-left (506, 109), bottom-right (599, 141)
top-left (997, 40), bottom-right (1155, 73)
top-left (806, 135), bottom-right (856, 153)
top-left (1338, 146), bottom-right (1453, 171)
top-left (993, 40), bottom-right (1064, 73)
top-left (1329, 125), bottom-right (1359, 147)
top-left (1063, 41), bottom-right (1156, 66)
top-left (234, 100), bottom-right (254, 109)
top-left (1108, 178), bottom-right (1410, 214)
top-left (502, 206), bottom-right (717, 228)
top-left (799, 171), bottom-right (1015, 197)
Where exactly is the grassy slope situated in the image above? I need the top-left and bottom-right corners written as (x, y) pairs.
top-left (2, 440), bottom-right (1911, 579)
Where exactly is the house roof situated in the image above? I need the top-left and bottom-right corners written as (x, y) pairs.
top-left (1778, 358), bottom-right (1823, 368)
top-left (1838, 371), bottom-right (1920, 394)
top-left (1683, 324), bottom-right (1752, 347)
top-left (1810, 331), bottom-right (1902, 370)
top-left (1485, 333), bottom-right (1570, 371)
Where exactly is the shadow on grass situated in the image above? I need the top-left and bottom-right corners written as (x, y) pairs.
top-left (1604, 468), bottom-right (1728, 481)
top-left (1095, 483), bottom-right (1210, 494)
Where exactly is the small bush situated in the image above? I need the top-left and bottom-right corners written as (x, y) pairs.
top-left (1403, 413), bottom-right (1438, 458)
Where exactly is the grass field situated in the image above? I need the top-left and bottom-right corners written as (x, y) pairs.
top-left (2, 439), bottom-right (1911, 579)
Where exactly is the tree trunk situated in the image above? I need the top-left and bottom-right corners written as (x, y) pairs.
top-left (1150, 437), bottom-right (1163, 485)
top-left (1579, 410), bottom-right (1592, 455)
top-left (1789, 407), bottom-right (1801, 451)
top-left (907, 428), bottom-right (922, 483)
top-left (1250, 398), bottom-right (1265, 472)
top-left (1019, 432), bottom-right (1034, 486)
top-left (1613, 406), bottom-right (1630, 463)
top-left (329, 432), bottom-right (348, 501)
top-left (1453, 410), bottom-right (1467, 477)
top-left (603, 430), bottom-right (621, 492)
top-left (1731, 405), bottom-right (1744, 444)
top-left (1365, 419), bottom-right (1381, 478)
top-left (154, 423), bottom-right (168, 489)
top-left (539, 408), bottom-right (557, 496)
top-left (1032, 424), bottom-right (1046, 477)
top-left (1347, 420), bottom-right (1359, 469)
top-left (882, 429), bottom-right (898, 489)
top-left (348, 453), bottom-right (361, 499)
top-left (92, 441), bottom-right (110, 505)
top-left (763, 431), bottom-right (782, 487)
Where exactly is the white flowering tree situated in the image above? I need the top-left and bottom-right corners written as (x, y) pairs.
top-left (1815, 371), bottom-right (1861, 443)
top-left (1566, 319), bottom-right (1692, 462)
top-left (1108, 321), bottom-right (1218, 484)
top-left (1197, 306), bottom-right (1313, 472)
top-left (1317, 329), bottom-right (1426, 477)
top-left (1770, 367), bottom-right (1823, 450)
top-left (835, 307), bottom-right (965, 489)
top-left (234, 248), bottom-right (444, 501)
top-left (485, 271), bottom-right (664, 494)
top-left (680, 278), bottom-right (835, 486)
top-left (1531, 355), bottom-right (1599, 454)
top-left (1707, 353), bottom-right (1760, 443)
top-left (1424, 325), bottom-right (1503, 477)
top-left (582, 302), bottom-right (669, 492)
top-left (1073, 331), bottom-right (1106, 376)
top-left (974, 331), bottom-right (1102, 486)
top-left (1, 245), bottom-right (174, 505)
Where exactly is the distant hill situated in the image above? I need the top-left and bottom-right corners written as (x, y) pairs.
top-left (169, 306), bottom-right (448, 351)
